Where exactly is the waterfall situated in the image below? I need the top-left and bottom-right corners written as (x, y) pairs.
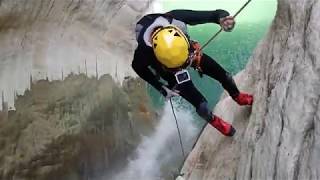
top-left (112, 101), bottom-right (198, 180)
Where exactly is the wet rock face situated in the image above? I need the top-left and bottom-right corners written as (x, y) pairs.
top-left (182, 0), bottom-right (320, 179)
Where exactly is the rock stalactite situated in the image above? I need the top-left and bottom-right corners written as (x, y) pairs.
top-left (0, 0), bottom-right (153, 109)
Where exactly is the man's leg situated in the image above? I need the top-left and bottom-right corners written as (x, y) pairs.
top-left (199, 54), bottom-right (253, 105)
top-left (176, 81), bottom-right (235, 136)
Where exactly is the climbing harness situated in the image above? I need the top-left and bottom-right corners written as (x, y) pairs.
top-left (189, 40), bottom-right (204, 77)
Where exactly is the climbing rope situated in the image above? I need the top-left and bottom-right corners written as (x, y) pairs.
top-left (201, 0), bottom-right (253, 51)
top-left (169, 98), bottom-right (185, 158)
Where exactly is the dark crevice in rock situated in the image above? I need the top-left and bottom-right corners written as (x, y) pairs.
top-left (288, 6), bottom-right (292, 25)
top-left (249, 151), bottom-right (253, 180)
top-left (303, 1), bottom-right (313, 57)
top-left (294, 124), bottom-right (315, 180)
top-left (273, 62), bottom-right (295, 180)
top-left (273, 103), bottom-right (285, 179)
top-left (46, 0), bottom-right (56, 17)
top-left (66, 0), bottom-right (75, 10)
top-left (257, 117), bottom-right (266, 141)
top-left (306, 2), bottom-right (318, 71)
top-left (34, 0), bottom-right (44, 22)
top-left (72, 0), bottom-right (83, 12)
top-left (266, 41), bottom-right (276, 99)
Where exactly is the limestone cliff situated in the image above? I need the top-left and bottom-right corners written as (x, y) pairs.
top-left (0, 0), bottom-right (157, 179)
top-left (181, 0), bottom-right (320, 179)
top-left (0, 0), bottom-right (152, 109)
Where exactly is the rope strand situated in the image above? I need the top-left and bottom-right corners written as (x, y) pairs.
top-left (200, 0), bottom-right (253, 51)
top-left (170, 98), bottom-right (185, 158)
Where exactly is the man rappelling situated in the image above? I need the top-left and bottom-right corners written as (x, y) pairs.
top-left (132, 9), bottom-right (253, 137)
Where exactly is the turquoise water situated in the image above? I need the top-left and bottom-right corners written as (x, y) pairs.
top-left (148, 0), bottom-right (277, 122)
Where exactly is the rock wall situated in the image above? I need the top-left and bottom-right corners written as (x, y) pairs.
top-left (181, 0), bottom-right (320, 179)
top-left (0, 0), bottom-right (152, 109)
top-left (0, 0), bottom-right (158, 179)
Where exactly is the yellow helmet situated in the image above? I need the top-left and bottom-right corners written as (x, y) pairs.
top-left (152, 26), bottom-right (190, 69)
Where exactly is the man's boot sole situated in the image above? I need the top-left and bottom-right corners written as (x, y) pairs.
top-left (226, 126), bottom-right (236, 137)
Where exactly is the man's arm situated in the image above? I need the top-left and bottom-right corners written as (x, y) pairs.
top-left (132, 53), bottom-right (180, 99)
top-left (166, 9), bottom-right (230, 25)
top-left (132, 58), bottom-right (164, 93)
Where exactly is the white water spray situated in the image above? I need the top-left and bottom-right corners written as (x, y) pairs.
top-left (112, 101), bottom-right (198, 180)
